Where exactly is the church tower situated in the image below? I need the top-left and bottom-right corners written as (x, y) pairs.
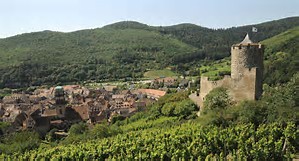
top-left (231, 34), bottom-right (264, 99)
top-left (54, 86), bottom-right (66, 117)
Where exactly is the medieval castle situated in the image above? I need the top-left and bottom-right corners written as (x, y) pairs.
top-left (196, 34), bottom-right (264, 108)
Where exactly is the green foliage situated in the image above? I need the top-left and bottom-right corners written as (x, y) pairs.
top-left (45, 128), bottom-right (59, 142)
top-left (0, 75), bottom-right (298, 159)
top-left (120, 116), bottom-right (178, 132)
top-left (0, 122), bottom-right (10, 135)
top-left (200, 73), bottom-right (298, 126)
top-left (62, 122), bottom-right (89, 144)
top-left (0, 17), bottom-right (298, 88)
top-left (110, 115), bottom-right (126, 124)
top-left (143, 69), bottom-right (178, 79)
top-left (161, 99), bottom-right (197, 117)
top-left (161, 102), bottom-right (175, 116)
top-left (260, 73), bottom-right (298, 123)
top-left (0, 28), bottom-right (196, 88)
top-left (0, 18), bottom-right (299, 160)
top-left (200, 58), bottom-right (231, 80)
top-left (203, 87), bottom-right (231, 111)
top-left (149, 91), bottom-right (198, 118)
top-left (173, 99), bottom-right (197, 117)
top-left (90, 123), bottom-right (122, 139)
top-left (1, 122), bottom-right (297, 160)
top-left (159, 17), bottom-right (299, 60)
top-left (68, 122), bottom-right (88, 136)
top-left (0, 88), bottom-right (13, 99)
top-left (234, 101), bottom-right (267, 125)
top-left (0, 131), bottom-right (40, 154)
top-left (262, 26), bottom-right (299, 85)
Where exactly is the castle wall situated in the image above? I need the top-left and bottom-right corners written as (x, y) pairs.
top-left (199, 68), bottom-right (258, 107)
top-left (231, 44), bottom-right (263, 81)
top-left (199, 76), bottom-right (231, 107)
top-left (196, 36), bottom-right (264, 110)
top-left (231, 44), bottom-right (263, 100)
top-left (230, 68), bottom-right (257, 101)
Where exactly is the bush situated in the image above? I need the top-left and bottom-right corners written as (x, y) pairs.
top-left (161, 102), bottom-right (176, 116)
top-left (0, 131), bottom-right (40, 154)
top-left (90, 123), bottom-right (122, 139)
top-left (68, 122), bottom-right (88, 136)
top-left (173, 99), bottom-right (197, 118)
top-left (203, 87), bottom-right (231, 111)
top-left (235, 100), bottom-right (267, 125)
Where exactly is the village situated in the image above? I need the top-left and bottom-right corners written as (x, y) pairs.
top-left (0, 77), bottom-right (191, 135)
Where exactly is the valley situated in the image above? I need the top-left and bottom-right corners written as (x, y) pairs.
top-left (0, 16), bottom-right (298, 160)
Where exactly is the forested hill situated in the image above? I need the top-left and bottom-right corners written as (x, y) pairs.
top-left (262, 26), bottom-right (299, 85)
top-left (0, 17), bottom-right (298, 88)
top-left (103, 17), bottom-right (299, 59)
top-left (157, 16), bottom-right (299, 59)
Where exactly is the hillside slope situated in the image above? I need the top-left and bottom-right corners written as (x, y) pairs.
top-left (157, 17), bottom-right (299, 59)
top-left (262, 26), bottom-right (299, 84)
top-left (0, 28), bottom-right (197, 67)
top-left (0, 28), bottom-right (198, 88)
top-left (0, 17), bottom-right (298, 88)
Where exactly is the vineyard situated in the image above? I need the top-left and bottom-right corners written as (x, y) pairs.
top-left (0, 73), bottom-right (297, 160)
top-left (1, 122), bottom-right (297, 160)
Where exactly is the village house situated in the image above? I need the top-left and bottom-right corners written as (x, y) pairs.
top-left (153, 77), bottom-right (177, 87)
top-left (0, 84), bottom-right (164, 134)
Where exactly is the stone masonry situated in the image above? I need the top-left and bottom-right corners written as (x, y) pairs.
top-left (195, 34), bottom-right (264, 108)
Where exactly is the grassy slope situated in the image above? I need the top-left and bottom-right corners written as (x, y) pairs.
top-left (262, 26), bottom-right (299, 84)
top-left (143, 69), bottom-right (178, 79)
top-left (200, 58), bottom-right (231, 80)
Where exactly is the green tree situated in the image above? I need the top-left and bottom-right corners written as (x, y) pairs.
top-left (173, 99), bottom-right (197, 117)
top-left (0, 131), bottom-right (40, 154)
top-left (68, 122), bottom-right (88, 136)
top-left (203, 87), bottom-right (231, 110)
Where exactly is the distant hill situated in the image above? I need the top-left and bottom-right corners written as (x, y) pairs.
top-left (158, 17), bottom-right (299, 59)
top-left (0, 28), bottom-right (198, 87)
top-left (0, 17), bottom-right (298, 88)
top-left (102, 21), bottom-right (151, 30)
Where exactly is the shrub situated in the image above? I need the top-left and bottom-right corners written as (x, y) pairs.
top-left (68, 122), bottom-right (88, 136)
top-left (173, 99), bottom-right (197, 117)
top-left (161, 102), bottom-right (176, 116)
top-left (203, 87), bottom-right (231, 110)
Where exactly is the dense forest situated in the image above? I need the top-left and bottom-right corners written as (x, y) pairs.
top-left (0, 17), bottom-right (298, 88)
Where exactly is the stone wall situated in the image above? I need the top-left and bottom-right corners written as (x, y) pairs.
top-left (231, 44), bottom-right (263, 81)
top-left (231, 44), bottom-right (263, 100)
top-left (196, 41), bottom-right (264, 110)
top-left (198, 68), bottom-right (258, 108)
top-left (199, 75), bottom-right (231, 107)
top-left (230, 68), bottom-right (257, 101)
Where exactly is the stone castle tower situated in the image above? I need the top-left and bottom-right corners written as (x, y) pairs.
top-left (231, 34), bottom-right (264, 99)
top-left (192, 34), bottom-right (264, 108)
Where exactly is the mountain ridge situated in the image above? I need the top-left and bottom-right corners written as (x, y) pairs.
top-left (2, 16), bottom-right (298, 40)
top-left (0, 16), bottom-right (298, 88)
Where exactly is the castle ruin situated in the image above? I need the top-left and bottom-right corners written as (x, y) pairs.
top-left (197, 34), bottom-right (264, 108)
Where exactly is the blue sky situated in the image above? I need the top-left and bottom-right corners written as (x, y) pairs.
top-left (0, 0), bottom-right (298, 38)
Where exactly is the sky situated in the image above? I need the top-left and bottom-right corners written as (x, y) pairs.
top-left (0, 0), bottom-right (298, 38)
